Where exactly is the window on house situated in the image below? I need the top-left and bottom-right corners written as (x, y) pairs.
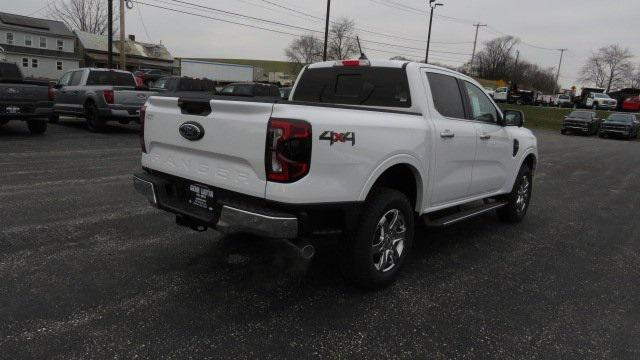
top-left (25, 35), bottom-right (32, 46)
top-left (39, 37), bottom-right (47, 48)
top-left (6, 32), bottom-right (13, 45)
top-left (31, 58), bottom-right (38, 68)
top-left (57, 61), bottom-right (63, 71)
top-left (22, 58), bottom-right (29, 67)
top-left (57, 40), bottom-right (64, 51)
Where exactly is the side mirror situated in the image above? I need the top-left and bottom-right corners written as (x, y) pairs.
top-left (503, 109), bottom-right (524, 127)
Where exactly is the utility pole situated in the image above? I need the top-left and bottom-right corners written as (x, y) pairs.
top-left (555, 48), bottom-right (567, 93)
top-left (323, 0), bottom-right (331, 61)
top-left (119, 0), bottom-right (126, 70)
top-left (107, 0), bottom-right (113, 69)
top-left (512, 50), bottom-right (520, 88)
top-left (470, 23), bottom-right (486, 72)
top-left (425, 0), bottom-right (443, 64)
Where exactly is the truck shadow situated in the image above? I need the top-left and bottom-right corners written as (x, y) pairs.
top-left (55, 118), bottom-right (140, 134)
top-left (178, 212), bottom-right (509, 294)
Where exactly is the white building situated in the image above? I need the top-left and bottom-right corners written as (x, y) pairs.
top-left (0, 12), bottom-right (79, 80)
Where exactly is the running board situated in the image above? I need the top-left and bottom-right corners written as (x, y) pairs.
top-left (425, 201), bottom-right (507, 227)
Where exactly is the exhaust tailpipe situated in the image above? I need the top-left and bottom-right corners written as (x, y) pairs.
top-left (284, 239), bottom-right (315, 260)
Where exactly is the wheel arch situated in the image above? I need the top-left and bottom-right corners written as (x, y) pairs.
top-left (359, 155), bottom-right (425, 212)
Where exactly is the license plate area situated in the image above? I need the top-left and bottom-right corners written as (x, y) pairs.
top-left (5, 106), bottom-right (20, 114)
top-left (186, 183), bottom-right (215, 212)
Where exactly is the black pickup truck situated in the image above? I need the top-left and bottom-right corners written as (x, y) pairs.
top-left (0, 61), bottom-right (52, 134)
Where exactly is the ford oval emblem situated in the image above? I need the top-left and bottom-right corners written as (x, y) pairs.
top-left (179, 122), bottom-right (205, 141)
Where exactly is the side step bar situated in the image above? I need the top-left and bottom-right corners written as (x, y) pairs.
top-left (425, 201), bottom-right (507, 227)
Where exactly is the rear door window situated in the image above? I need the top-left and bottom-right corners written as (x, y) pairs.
top-left (426, 72), bottom-right (465, 119)
top-left (292, 67), bottom-right (411, 108)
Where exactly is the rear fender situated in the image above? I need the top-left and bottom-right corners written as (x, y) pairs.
top-left (358, 154), bottom-right (425, 211)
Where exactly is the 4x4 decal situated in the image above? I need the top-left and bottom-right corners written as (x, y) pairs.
top-left (320, 131), bottom-right (356, 146)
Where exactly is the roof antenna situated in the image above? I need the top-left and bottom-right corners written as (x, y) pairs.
top-left (356, 36), bottom-right (368, 60)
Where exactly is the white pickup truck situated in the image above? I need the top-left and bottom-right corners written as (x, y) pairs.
top-left (134, 60), bottom-right (538, 288)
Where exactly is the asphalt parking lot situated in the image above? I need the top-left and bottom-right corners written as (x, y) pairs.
top-left (1, 119), bottom-right (639, 359)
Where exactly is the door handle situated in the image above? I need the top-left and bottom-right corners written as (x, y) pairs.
top-left (479, 133), bottom-right (491, 140)
top-left (440, 130), bottom-right (455, 139)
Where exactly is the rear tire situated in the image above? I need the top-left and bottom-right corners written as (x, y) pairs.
top-left (85, 103), bottom-right (106, 132)
top-left (497, 165), bottom-right (532, 223)
top-left (341, 188), bottom-right (415, 289)
top-left (49, 113), bottom-right (59, 124)
top-left (561, 129), bottom-right (567, 135)
top-left (27, 120), bottom-right (47, 134)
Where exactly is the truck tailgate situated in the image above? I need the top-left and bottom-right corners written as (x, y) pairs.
top-left (141, 96), bottom-right (274, 198)
top-left (113, 87), bottom-right (156, 107)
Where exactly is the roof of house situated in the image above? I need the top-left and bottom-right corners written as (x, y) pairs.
top-left (0, 12), bottom-right (75, 38)
top-left (75, 30), bottom-right (173, 62)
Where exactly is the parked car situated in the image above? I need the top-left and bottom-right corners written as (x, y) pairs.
top-left (536, 94), bottom-right (554, 106)
top-left (279, 86), bottom-right (292, 100)
top-left (484, 87), bottom-right (495, 98)
top-left (584, 92), bottom-right (617, 110)
top-left (133, 69), bottom-right (167, 86)
top-left (622, 95), bottom-right (640, 112)
top-left (560, 110), bottom-right (601, 135)
top-left (493, 87), bottom-right (509, 102)
top-left (51, 68), bottom-right (156, 132)
top-left (134, 59), bottom-right (538, 289)
top-left (219, 82), bottom-right (281, 98)
top-left (572, 87), bottom-right (605, 108)
top-left (608, 88), bottom-right (640, 110)
top-left (0, 61), bottom-right (52, 134)
top-left (553, 94), bottom-right (572, 108)
top-left (152, 76), bottom-right (217, 99)
top-left (598, 113), bottom-right (639, 139)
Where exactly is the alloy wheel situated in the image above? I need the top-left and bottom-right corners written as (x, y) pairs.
top-left (371, 209), bottom-right (406, 273)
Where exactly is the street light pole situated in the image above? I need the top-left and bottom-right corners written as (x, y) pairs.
top-left (425, 1), bottom-right (442, 64)
top-left (323, 0), bottom-right (331, 61)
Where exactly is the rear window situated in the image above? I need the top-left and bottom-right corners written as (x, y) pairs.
top-left (177, 78), bottom-right (217, 92)
top-left (0, 62), bottom-right (22, 81)
top-left (292, 67), bottom-right (411, 108)
top-left (87, 71), bottom-right (136, 86)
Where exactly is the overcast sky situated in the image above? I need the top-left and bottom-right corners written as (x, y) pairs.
top-left (5, 0), bottom-right (639, 88)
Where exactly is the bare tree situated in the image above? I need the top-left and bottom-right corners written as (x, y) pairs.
top-left (285, 34), bottom-right (323, 74)
top-left (580, 45), bottom-right (634, 91)
top-left (471, 36), bottom-right (520, 80)
top-left (48, 0), bottom-right (117, 35)
top-left (327, 17), bottom-right (359, 60)
top-left (630, 65), bottom-right (640, 89)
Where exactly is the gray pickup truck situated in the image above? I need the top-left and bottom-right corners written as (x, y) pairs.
top-left (51, 68), bottom-right (156, 132)
top-left (0, 61), bottom-right (52, 134)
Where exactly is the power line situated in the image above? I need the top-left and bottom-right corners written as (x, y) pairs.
top-left (146, 0), bottom-right (473, 57)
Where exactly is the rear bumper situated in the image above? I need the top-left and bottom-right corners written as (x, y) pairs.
top-left (0, 104), bottom-right (52, 120)
top-left (99, 105), bottom-right (142, 120)
top-left (133, 171), bottom-right (361, 239)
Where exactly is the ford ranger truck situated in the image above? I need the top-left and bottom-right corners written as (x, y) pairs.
top-left (134, 60), bottom-right (538, 289)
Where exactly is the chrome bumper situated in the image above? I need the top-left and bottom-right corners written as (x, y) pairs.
top-left (217, 205), bottom-right (298, 239)
top-left (133, 175), bottom-right (299, 239)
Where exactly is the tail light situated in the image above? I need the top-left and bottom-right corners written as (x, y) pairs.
top-left (265, 118), bottom-right (311, 183)
top-left (103, 90), bottom-right (114, 104)
top-left (48, 86), bottom-right (55, 101)
top-left (140, 105), bottom-right (147, 153)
